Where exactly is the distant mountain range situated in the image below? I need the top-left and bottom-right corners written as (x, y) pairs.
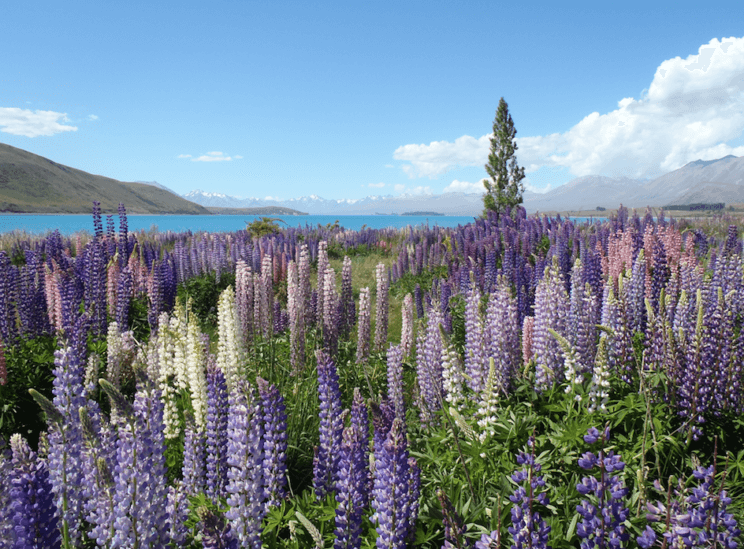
top-left (183, 154), bottom-right (744, 215)
top-left (0, 143), bottom-right (209, 214)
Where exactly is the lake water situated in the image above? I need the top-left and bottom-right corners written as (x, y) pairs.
top-left (0, 213), bottom-right (604, 236)
top-left (0, 214), bottom-right (481, 236)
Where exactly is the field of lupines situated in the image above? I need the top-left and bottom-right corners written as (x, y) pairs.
top-left (0, 201), bottom-right (743, 548)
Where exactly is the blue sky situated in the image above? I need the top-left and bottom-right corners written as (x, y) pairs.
top-left (2, 1), bottom-right (744, 201)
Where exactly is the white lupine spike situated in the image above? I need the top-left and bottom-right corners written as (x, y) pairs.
top-left (217, 286), bottom-right (241, 394)
top-left (186, 309), bottom-right (208, 430)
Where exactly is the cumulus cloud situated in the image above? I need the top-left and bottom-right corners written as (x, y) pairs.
top-left (0, 107), bottom-right (78, 137)
top-left (394, 184), bottom-right (405, 192)
top-left (368, 182), bottom-right (386, 188)
top-left (442, 179), bottom-right (487, 194)
top-left (180, 151), bottom-right (242, 162)
top-left (394, 185), bottom-right (433, 195)
top-left (88, 114), bottom-right (99, 121)
top-left (394, 36), bottom-right (744, 180)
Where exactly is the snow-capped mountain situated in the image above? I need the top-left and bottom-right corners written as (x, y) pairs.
top-left (182, 154), bottom-right (744, 215)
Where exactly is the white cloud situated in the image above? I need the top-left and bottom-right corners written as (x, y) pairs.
top-left (442, 179), bottom-right (487, 194)
top-left (394, 36), bottom-right (744, 181)
top-left (0, 107), bottom-right (78, 137)
top-left (394, 184), bottom-right (405, 192)
top-left (87, 114), bottom-right (99, 121)
top-left (368, 182), bottom-right (386, 188)
top-left (524, 181), bottom-right (553, 194)
top-left (180, 151), bottom-right (242, 162)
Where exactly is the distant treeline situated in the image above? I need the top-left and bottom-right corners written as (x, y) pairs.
top-left (666, 202), bottom-right (725, 211)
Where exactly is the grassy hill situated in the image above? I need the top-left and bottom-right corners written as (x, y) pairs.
top-left (0, 143), bottom-right (210, 214)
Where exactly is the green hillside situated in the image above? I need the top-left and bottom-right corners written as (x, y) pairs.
top-left (0, 143), bottom-right (210, 214)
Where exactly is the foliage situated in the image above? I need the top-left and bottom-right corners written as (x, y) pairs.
top-left (246, 216), bottom-right (286, 238)
top-left (482, 97), bottom-right (526, 217)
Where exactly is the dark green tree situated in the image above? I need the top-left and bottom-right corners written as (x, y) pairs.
top-left (482, 97), bottom-right (526, 217)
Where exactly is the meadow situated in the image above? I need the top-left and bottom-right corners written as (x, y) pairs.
top-left (0, 202), bottom-right (743, 548)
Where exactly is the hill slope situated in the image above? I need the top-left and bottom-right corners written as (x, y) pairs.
top-left (0, 143), bottom-right (210, 214)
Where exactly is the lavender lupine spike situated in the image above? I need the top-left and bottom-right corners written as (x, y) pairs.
top-left (400, 293), bottom-right (415, 360)
top-left (463, 279), bottom-right (486, 393)
top-left (532, 256), bottom-right (569, 392)
top-left (314, 350), bottom-right (345, 500)
top-left (485, 277), bottom-right (520, 395)
top-left (371, 418), bottom-right (420, 549)
top-left (225, 382), bottom-right (266, 548)
top-left (183, 413), bottom-right (206, 496)
top-left (356, 287), bottom-right (372, 365)
top-left (166, 481), bottom-right (190, 547)
top-left (508, 440), bottom-right (552, 549)
top-left (415, 303), bottom-right (445, 425)
top-left (567, 259), bottom-right (599, 375)
top-left (644, 461), bottom-right (741, 548)
top-left (334, 391), bottom-right (370, 549)
top-left (316, 241), bottom-right (330, 323)
top-left (575, 426), bottom-right (630, 549)
top-left (7, 434), bottom-right (61, 549)
top-left (386, 344), bottom-right (406, 421)
top-left (101, 370), bottom-right (171, 548)
top-left (323, 266), bottom-right (339, 357)
top-left (198, 506), bottom-right (240, 549)
top-left (206, 362), bottom-right (230, 502)
top-left (258, 377), bottom-right (288, 507)
top-left (437, 489), bottom-right (468, 549)
top-left (287, 260), bottom-right (306, 374)
top-left (339, 255), bottom-right (356, 338)
top-left (235, 260), bottom-right (254, 346)
top-left (374, 262), bottom-right (389, 352)
top-left (299, 243), bottom-right (313, 327)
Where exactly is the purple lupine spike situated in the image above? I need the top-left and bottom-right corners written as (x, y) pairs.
top-left (166, 481), bottom-right (190, 547)
top-left (356, 287), bottom-right (372, 365)
top-left (386, 344), bottom-right (405, 421)
top-left (568, 259), bottom-right (600, 376)
top-left (624, 249), bottom-right (647, 334)
top-left (313, 350), bottom-right (344, 500)
top-left (116, 266), bottom-right (132, 329)
top-left (7, 434), bottom-right (61, 548)
top-left (464, 280), bottom-right (486, 393)
top-left (334, 390), bottom-right (370, 549)
top-left (414, 283), bottom-right (424, 319)
top-left (118, 203), bottom-right (129, 268)
top-left (485, 277), bottom-right (521, 395)
top-left (576, 426), bottom-right (630, 549)
top-left (0, 252), bottom-right (19, 347)
top-left (225, 382), bottom-right (266, 548)
top-left (508, 440), bottom-right (551, 549)
top-left (198, 506), bottom-right (240, 549)
top-left (650, 239), bottom-right (670, 314)
top-left (287, 260), bottom-right (306, 374)
top-left (111, 369), bottom-right (170, 548)
top-left (92, 201), bottom-right (103, 240)
top-left (206, 362), bottom-right (229, 502)
top-left (257, 377), bottom-right (288, 507)
top-left (183, 414), bottom-right (206, 496)
top-left (374, 263), bottom-right (390, 352)
top-left (339, 256), bottom-right (356, 339)
top-left (415, 303), bottom-right (445, 424)
top-left (106, 215), bottom-right (116, 259)
top-left (437, 489), bottom-right (467, 549)
top-left (441, 281), bottom-right (452, 333)
top-left (532, 257), bottom-right (569, 392)
top-left (371, 417), bottom-right (419, 549)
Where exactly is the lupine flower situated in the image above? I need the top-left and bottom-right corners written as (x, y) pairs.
top-left (7, 434), bottom-right (61, 548)
top-left (217, 286), bottom-right (242, 394)
top-left (485, 277), bottom-right (520, 394)
top-left (198, 506), bottom-right (240, 549)
top-left (183, 413), bottom-right (206, 496)
top-left (575, 426), bottom-right (630, 549)
top-left (100, 370), bottom-right (171, 548)
top-left (508, 440), bottom-right (551, 549)
top-left (235, 260), bottom-right (254, 346)
top-left (438, 489), bottom-right (468, 549)
top-left (400, 293), bottom-right (415, 360)
top-left (166, 481), bottom-right (191, 547)
top-left (316, 241), bottom-right (330, 323)
top-left (464, 280), bottom-right (486, 393)
top-left (339, 255), bottom-right (356, 338)
top-left (533, 257), bottom-right (569, 392)
top-left (287, 260), bottom-right (306, 374)
top-left (522, 316), bottom-right (535, 365)
top-left (386, 344), bottom-right (406, 421)
top-left (442, 333), bottom-right (466, 411)
top-left (356, 287), bottom-right (372, 364)
top-left (371, 418), bottom-right (420, 549)
top-left (206, 361), bottom-right (230, 502)
top-left (314, 350), bottom-right (344, 500)
top-left (225, 381), bottom-right (266, 548)
top-left (374, 262), bottom-right (389, 352)
top-left (334, 390), bottom-right (370, 549)
top-left (0, 341), bottom-right (6, 385)
top-left (415, 303), bottom-right (445, 425)
top-left (258, 377), bottom-right (288, 507)
top-left (323, 266), bottom-right (339, 356)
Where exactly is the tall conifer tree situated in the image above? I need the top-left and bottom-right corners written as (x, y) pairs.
top-left (482, 97), bottom-right (526, 216)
